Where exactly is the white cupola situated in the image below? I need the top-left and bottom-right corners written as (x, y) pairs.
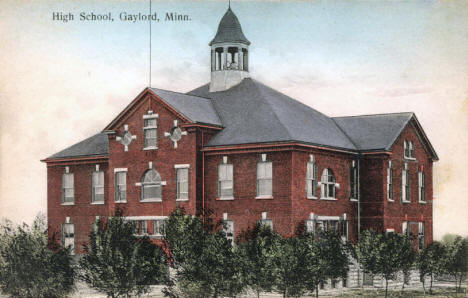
top-left (209, 7), bottom-right (250, 92)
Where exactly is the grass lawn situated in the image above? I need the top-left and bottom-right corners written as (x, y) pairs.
top-left (330, 287), bottom-right (467, 297)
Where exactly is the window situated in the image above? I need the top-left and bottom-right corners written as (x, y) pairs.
top-left (306, 220), bottom-right (315, 235)
top-left (143, 113), bottom-right (158, 149)
top-left (330, 220), bottom-right (339, 234)
top-left (141, 169), bottom-right (162, 201)
top-left (92, 171), bottom-right (104, 203)
top-left (258, 219), bottom-right (273, 230)
top-left (223, 220), bottom-right (234, 244)
top-left (320, 168), bottom-right (336, 199)
top-left (115, 171), bottom-right (127, 202)
top-left (176, 168), bottom-right (189, 200)
top-left (257, 161), bottom-right (272, 197)
top-left (402, 221), bottom-right (409, 237)
top-left (402, 163), bottom-right (410, 202)
top-left (387, 161), bottom-right (394, 201)
top-left (138, 220), bottom-right (148, 235)
top-left (404, 140), bottom-right (415, 159)
top-left (62, 223), bottom-right (75, 255)
top-left (418, 171), bottom-right (426, 202)
top-left (418, 222), bottom-right (425, 250)
top-left (350, 161), bottom-right (357, 200)
top-left (340, 220), bottom-right (348, 241)
top-left (153, 219), bottom-right (166, 237)
top-left (306, 159), bottom-right (318, 198)
top-left (218, 162), bottom-right (233, 199)
top-left (62, 173), bottom-right (74, 204)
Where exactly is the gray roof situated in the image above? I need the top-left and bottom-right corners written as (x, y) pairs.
top-left (150, 88), bottom-right (222, 126)
top-left (209, 8), bottom-right (250, 46)
top-left (47, 133), bottom-right (109, 160)
top-left (332, 113), bottom-right (414, 151)
top-left (187, 78), bottom-right (357, 150)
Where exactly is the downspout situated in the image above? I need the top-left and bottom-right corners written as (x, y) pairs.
top-left (357, 154), bottom-right (361, 238)
top-left (202, 130), bottom-right (205, 220)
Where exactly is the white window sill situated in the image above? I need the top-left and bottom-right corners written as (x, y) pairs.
top-left (402, 200), bottom-right (411, 204)
top-left (115, 201), bottom-right (127, 204)
top-left (143, 147), bottom-right (158, 151)
top-left (149, 235), bottom-right (164, 239)
top-left (140, 199), bottom-right (162, 203)
top-left (418, 200), bottom-right (427, 204)
top-left (255, 195), bottom-right (273, 200)
top-left (217, 197), bottom-right (234, 201)
top-left (350, 198), bottom-right (358, 202)
top-left (176, 198), bottom-right (189, 202)
top-left (307, 196), bottom-right (318, 200)
top-left (404, 157), bottom-right (416, 161)
top-left (91, 202), bottom-right (105, 205)
top-left (320, 197), bottom-right (337, 201)
top-left (388, 199), bottom-right (395, 202)
top-left (61, 202), bottom-right (75, 206)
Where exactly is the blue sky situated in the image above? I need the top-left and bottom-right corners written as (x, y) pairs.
top-left (1, 0), bottom-right (467, 238)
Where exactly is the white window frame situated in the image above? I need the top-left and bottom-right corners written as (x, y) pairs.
top-left (218, 157), bottom-right (234, 200)
top-left (62, 172), bottom-right (74, 205)
top-left (418, 222), bottom-right (425, 250)
top-left (320, 168), bottom-right (337, 200)
top-left (418, 171), bottom-right (426, 203)
top-left (387, 161), bottom-right (394, 201)
top-left (138, 220), bottom-right (148, 236)
top-left (62, 223), bottom-right (75, 255)
top-left (143, 112), bottom-right (158, 150)
top-left (258, 219), bottom-right (273, 230)
top-left (114, 170), bottom-right (127, 203)
top-left (152, 219), bottom-right (166, 237)
top-left (91, 170), bottom-right (105, 204)
top-left (256, 158), bottom-right (273, 199)
top-left (306, 157), bottom-right (318, 199)
top-left (402, 163), bottom-right (410, 203)
top-left (141, 169), bottom-right (163, 202)
top-left (223, 220), bottom-right (235, 244)
top-left (402, 221), bottom-right (409, 237)
top-left (350, 161), bottom-right (357, 201)
top-left (176, 166), bottom-right (189, 201)
top-left (404, 140), bottom-right (416, 160)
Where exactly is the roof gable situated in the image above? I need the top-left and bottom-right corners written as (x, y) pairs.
top-left (333, 112), bottom-right (438, 159)
top-left (104, 88), bottom-right (222, 131)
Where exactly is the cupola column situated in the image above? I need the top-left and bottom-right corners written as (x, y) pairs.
top-left (211, 49), bottom-right (215, 71)
top-left (223, 46), bottom-right (228, 70)
top-left (238, 47), bottom-right (243, 70)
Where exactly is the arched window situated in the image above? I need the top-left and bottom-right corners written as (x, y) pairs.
top-left (141, 169), bottom-right (162, 201)
top-left (321, 168), bottom-right (336, 199)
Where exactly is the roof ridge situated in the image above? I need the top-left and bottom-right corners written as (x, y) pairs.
top-left (151, 87), bottom-right (213, 101)
top-left (252, 79), bottom-right (357, 150)
top-left (252, 79), bottom-right (296, 140)
top-left (331, 118), bottom-right (360, 150)
top-left (333, 112), bottom-right (414, 119)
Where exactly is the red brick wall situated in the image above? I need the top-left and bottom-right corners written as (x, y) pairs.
top-left (291, 150), bottom-right (359, 242)
top-left (107, 94), bottom-right (198, 217)
top-left (47, 162), bottom-right (109, 254)
top-left (360, 155), bottom-right (386, 232)
top-left (383, 122), bottom-right (434, 245)
top-left (204, 150), bottom-right (293, 237)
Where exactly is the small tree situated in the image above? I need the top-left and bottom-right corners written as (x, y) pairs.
top-left (418, 241), bottom-right (447, 294)
top-left (79, 213), bottom-right (169, 298)
top-left (0, 214), bottom-right (75, 298)
top-left (302, 231), bottom-right (349, 298)
top-left (357, 230), bottom-right (414, 298)
top-left (237, 223), bottom-right (282, 298)
top-left (274, 236), bottom-right (309, 298)
top-left (163, 208), bottom-right (244, 298)
top-left (444, 236), bottom-right (468, 293)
